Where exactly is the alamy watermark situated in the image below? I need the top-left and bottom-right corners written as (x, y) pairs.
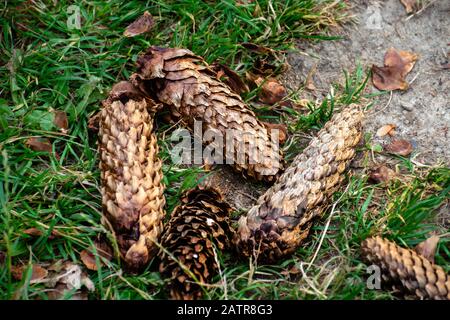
top-left (366, 264), bottom-right (381, 290)
top-left (169, 120), bottom-right (281, 171)
top-left (67, 5), bottom-right (81, 30)
top-left (365, 4), bottom-right (383, 30)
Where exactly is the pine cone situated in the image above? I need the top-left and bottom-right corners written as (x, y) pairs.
top-left (131, 47), bottom-right (283, 182)
top-left (159, 186), bottom-right (234, 300)
top-left (99, 81), bottom-right (165, 270)
top-left (361, 236), bottom-right (450, 300)
top-left (234, 105), bottom-right (364, 263)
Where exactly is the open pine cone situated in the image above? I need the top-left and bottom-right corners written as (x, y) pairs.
top-left (234, 105), bottom-right (364, 263)
top-left (99, 81), bottom-right (165, 270)
top-left (361, 236), bottom-right (450, 300)
top-left (159, 186), bottom-right (234, 300)
top-left (131, 46), bottom-right (283, 182)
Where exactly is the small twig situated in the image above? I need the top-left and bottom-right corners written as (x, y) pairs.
top-left (408, 71), bottom-right (421, 86)
top-left (371, 90), bottom-right (393, 116)
top-left (212, 245), bottom-right (228, 300)
top-left (405, 0), bottom-right (437, 22)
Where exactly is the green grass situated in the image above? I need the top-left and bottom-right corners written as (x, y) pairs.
top-left (0, 0), bottom-right (448, 300)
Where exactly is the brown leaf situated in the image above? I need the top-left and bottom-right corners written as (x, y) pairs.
top-left (11, 264), bottom-right (48, 283)
top-left (236, 0), bottom-right (255, 5)
top-left (253, 57), bottom-right (282, 75)
top-left (23, 227), bottom-right (58, 239)
top-left (80, 250), bottom-right (98, 271)
top-left (368, 165), bottom-right (396, 184)
top-left (80, 241), bottom-right (112, 271)
top-left (124, 11), bottom-right (155, 37)
top-left (281, 264), bottom-right (301, 277)
top-left (87, 112), bottom-right (100, 131)
top-left (262, 122), bottom-right (288, 145)
top-left (384, 139), bottom-right (413, 156)
top-left (53, 110), bottom-right (68, 133)
top-left (376, 124), bottom-right (396, 137)
top-left (26, 137), bottom-right (52, 153)
top-left (415, 235), bottom-right (440, 263)
top-left (400, 0), bottom-right (419, 14)
top-left (241, 42), bottom-right (275, 55)
top-left (254, 77), bottom-right (287, 105)
top-left (372, 48), bottom-right (418, 91)
top-left (47, 283), bottom-right (88, 300)
top-left (45, 261), bottom-right (95, 299)
top-left (10, 259), bottom-right (95, 299)
top-left (212, 63), bottom-right (249, 95)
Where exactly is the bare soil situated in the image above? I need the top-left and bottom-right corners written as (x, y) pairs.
top-left (283, 0), bottom-right (450, 165)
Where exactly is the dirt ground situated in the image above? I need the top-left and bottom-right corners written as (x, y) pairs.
top-left (284, 0), bottom-right (450, 164)
top-left (208, 0), bottom-right (450, 211)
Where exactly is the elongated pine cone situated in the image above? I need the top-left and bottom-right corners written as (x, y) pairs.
top-left (235, 105), bottom-right (364, 263)
top-left (131, 47), bottom-right (283, 182)
top-left (99, 81), bottom-right (165, 270)
top-left (361, 236), bottom-right (450, 300)
top-left (159, 187), bottom-right (234, 300)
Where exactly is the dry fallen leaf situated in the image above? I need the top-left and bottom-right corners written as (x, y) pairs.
top-left (51, 262), bottom-right (94, 292)
top-left (44, 260), bottom-right (95, 300)
top-left (415, 235), bottom-right (440, 263)
top-left (11, 260), bottom-right (95, 299)
top-left (372, 48), bottom-right (418, 91)
top-left (253, 57), bottom-right (286, 75)
top-left (26, 137), bottom-right (52, 153)
top-left (262, 122), bottom-right (288, 145)
top-left (124, 11), bottom-right (155, 37)
top-left (80, 250), bottom-right (97, 271)
top-left (53, 110), bottom-right (68, 133)
top-left (368, 165), bottom-right (396, 184)
top-left (252, 76), bottom-right (287, 105)
top-left (212, 63), bottom-right (249, 95)
top-left (400, 0), bottom-right (420, 14)
top-left (241, 42), bottom-right (275, 55)
top-left (11, 264), bottom-right (48, 284)
top-left (80, 241), bottom-right (113, 271)
top-left (376, 124), bottom-right (396, 137)
top-left (384, 139), bottom-right (413, 156)
top-left (236, 0), bottom-right (255, 5)
top-left (281, 264), bottom-right (301, 277)
top-left (23, 227), bottom-right (58, 239)
top-left (94, 240), bottom-right (113, 261)
top-left (47, 283), bottom-right (88, 300)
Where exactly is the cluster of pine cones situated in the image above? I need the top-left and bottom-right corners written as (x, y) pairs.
top-left (98, 47), bottom-right (449, 300)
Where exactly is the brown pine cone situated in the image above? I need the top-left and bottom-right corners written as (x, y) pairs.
top-left (159, 186), bottom-right (234, 300)
top-left (99, 81), bottom-right (166, 270)
top-left (234, 105), bottom-right (364, 263)
top-left (361, 236), bottom-right (450, 300)
top-left (131, 46), bottom-right (283, 182)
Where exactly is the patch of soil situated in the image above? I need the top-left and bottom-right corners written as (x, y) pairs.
top-left (283, 0), bottom-right (450, 165)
